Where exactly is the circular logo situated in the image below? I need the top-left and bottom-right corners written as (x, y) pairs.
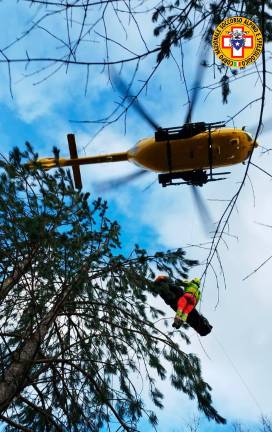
top-left (212, 16), bottom-right (263, 69)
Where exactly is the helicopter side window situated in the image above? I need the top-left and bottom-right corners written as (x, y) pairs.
top-left (230, 138), bottom-right (240, 149)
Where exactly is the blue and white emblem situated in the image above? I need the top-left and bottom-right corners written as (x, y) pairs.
top-left (228, 29), bottom-right (248, 51)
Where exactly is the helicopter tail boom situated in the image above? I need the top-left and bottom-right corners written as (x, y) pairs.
top-left (36, 152), bottom-right (129, 169)
top-left (32, 133), bottom-right (129, 189)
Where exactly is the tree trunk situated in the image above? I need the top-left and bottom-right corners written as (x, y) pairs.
top-left (0, 263), bottom-right (89, 412)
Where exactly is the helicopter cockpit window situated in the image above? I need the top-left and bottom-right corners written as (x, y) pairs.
top-left (245, 132), bottom-right (253, 141)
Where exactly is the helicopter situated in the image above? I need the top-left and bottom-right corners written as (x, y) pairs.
top-left (35, 122), bottom-right (256, 190)
top-left (33, 64), bottom-right (259, 194)
top-left (31, 67), bottom-right (263, 233)
top-left (31, 51), bottom-right (272, 235)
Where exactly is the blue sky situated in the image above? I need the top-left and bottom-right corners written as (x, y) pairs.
top-left (1, 1), bottom-right (272, 430)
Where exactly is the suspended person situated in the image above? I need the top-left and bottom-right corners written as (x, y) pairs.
top-left (172, 277), bottom-right (201, 328)
top-left (154, 275), bottom-right (205, 332)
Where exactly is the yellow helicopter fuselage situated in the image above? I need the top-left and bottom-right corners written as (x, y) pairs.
top-left (34, 128), bottom-right (256, 176)
top-left (128, 128), bottom-right (256, 172)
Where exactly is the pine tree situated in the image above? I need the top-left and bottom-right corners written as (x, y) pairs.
top-left (0, 145), bottom-right (225, 431)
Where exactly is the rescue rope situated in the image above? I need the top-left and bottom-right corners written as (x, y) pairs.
top-left (212, 332), bottom-right (263, 416)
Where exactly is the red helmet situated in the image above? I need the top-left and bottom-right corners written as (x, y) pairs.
top-left (155, 275), bottom-right (168, 283)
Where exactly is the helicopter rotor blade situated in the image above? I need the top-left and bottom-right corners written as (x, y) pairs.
top-left (113, 72), bottom-right (161, 131)
top-left (190, 186), bottom-right (213, 235)
top-left (184, 51), bottom-right (208, 125)
top-left (247, 117), bottom-right (272, 135)
top-left (94, 169), bottom-right (149, 192)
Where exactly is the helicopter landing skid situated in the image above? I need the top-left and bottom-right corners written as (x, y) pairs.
top-left (158, 170), bottom-right (230, 187)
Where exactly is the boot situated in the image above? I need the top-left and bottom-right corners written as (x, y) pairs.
top-left (172, 310), bottom-right (187, 328)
